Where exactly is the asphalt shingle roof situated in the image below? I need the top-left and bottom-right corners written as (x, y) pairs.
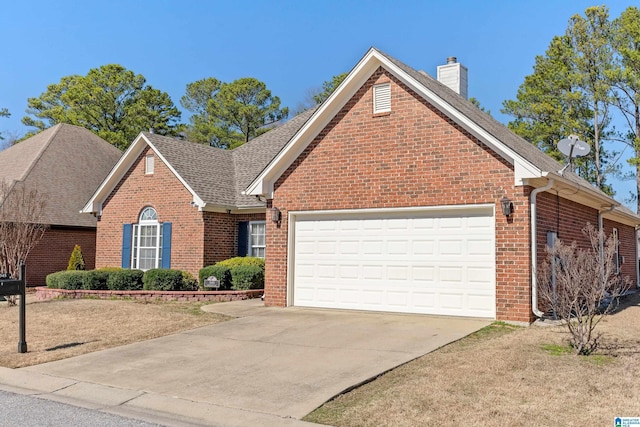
top-left (0, 124), bottom-right (122, 227)
top-left (143, 107), bottom-right (317, 209)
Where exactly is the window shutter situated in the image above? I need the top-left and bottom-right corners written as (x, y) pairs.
top-left (161, 222), bottom-right (172, 269)
top-left (122, 224), bottom-right (132, 268)
top-left (238, 221), bottom-right (249, 256)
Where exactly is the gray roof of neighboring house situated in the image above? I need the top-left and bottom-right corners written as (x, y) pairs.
top-left (0, 124), bottom-right (122, 227)
top-left (143, 107), bottom-right (317, 209)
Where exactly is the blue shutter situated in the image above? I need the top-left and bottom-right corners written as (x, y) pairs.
top-left (122, 224), bottom-right (132, 268)
top-left (161, 222), bottom-right (172, 269)
top-left (238, 221), bottom-right (249, 256)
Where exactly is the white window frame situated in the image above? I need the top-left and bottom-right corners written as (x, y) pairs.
top-left (373, 83), bottom-right (391, 114)
top-left (248, 220), bottom-right (266, 258)
top-left (145, 154), bottom-right (155, 175)
top-left (132, 207), bottom-right (163, 270)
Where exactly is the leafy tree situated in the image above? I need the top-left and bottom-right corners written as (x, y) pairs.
top-left (611, 6), bottom-right (640, 212)
top-left (293, 72), bottom-right (348, 114)
top-left (567, 6), bottom-right (615, 190)
top-left (181, 77), bottom-right (288, 149)
top-left (0, 107), bottom-right (8, 140)
top-left (67, 244), bottom-right (85, 271)
top-left (22, 65), bottom-right (181, 150)
top-left (313, 72), bottom-right (348, 104)
top-left (469, 97), bottom-right (491, 115)
top-left (180, 77), bottom-right (222, 146)
top-left (502, 7), bottom-right (619, 195)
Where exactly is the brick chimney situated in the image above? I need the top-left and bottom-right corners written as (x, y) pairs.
top-left (436, 56), bottom-right (468, 99)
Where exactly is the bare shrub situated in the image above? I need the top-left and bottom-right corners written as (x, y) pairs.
top-left (0, 181), bottom-right (47, 305)
top-left (538, 224), bottom-right (631, 355)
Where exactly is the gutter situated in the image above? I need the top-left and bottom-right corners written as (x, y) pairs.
top-left (530, 179), bottom-right (555, 318)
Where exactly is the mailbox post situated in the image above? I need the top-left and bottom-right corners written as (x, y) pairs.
top-left (0, 264), bottom-right (27, 353)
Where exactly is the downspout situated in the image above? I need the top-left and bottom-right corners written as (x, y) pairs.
top-left (598, 205), bottom-right (616, 287)
top-left (636, 227), bottom-right (640, 288)
top-left (531, 179), bottom-right (555, 318)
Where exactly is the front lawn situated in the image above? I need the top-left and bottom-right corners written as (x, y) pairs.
top-left (305, 293), bottom-right (640, 426)
top-left (0, 298), bottom-right (228, 368)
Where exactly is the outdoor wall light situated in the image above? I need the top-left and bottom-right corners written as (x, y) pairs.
top-left (270, 207), bottom-right (281, 223)
top-left (501, 196), bottom-right (514, 217)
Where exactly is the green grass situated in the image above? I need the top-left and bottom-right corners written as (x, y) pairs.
top-left (541, 343), bottom-right (573, 356)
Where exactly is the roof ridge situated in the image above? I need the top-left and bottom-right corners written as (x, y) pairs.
top-left (18, 124), bottom-right (62, 182)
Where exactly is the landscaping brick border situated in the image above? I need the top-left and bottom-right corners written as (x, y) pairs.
top-left (34, 287), bottom-right (263, 303)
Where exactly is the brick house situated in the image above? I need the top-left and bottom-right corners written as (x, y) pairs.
top-left (0, 124), bottom-right (122, 286)
top-left (245, 48), bottom-right (640, 323)
top-left (81, 109), bottom-right (315, 280)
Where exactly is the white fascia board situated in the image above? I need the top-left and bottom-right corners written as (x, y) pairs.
top-left (80, 133), bottom-right (148, 214)
top-left (247, 48), bottom-right (543, 197)
top-left (246, 48), bottom-right (383, 197)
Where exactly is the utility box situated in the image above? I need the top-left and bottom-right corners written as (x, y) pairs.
top-left (204, 276), bottom-right (220, 290)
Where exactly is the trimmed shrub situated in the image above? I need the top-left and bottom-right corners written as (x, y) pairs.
top-left (181, 271), bottom-right (198, 291)
top-left (82, 269), bottom-right (111, 290)
top-left (143, 269), bottom-right (185, 291)
top-left (231, 264), bottom-right (264, 290)
top-left (67, 244), bottom-right (85, 270)
top-left (107, 269), bottom-right (144, 290)
top-left (198, 265), bottom-right (232, 290)
top-left (46, 270), bottom-right (87, 290)
top-left (217, 257), bottom-right (265, 270)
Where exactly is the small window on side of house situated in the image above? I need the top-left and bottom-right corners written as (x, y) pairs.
top-left (373, 83), bottom-right (391, 114)
top-left (145, 154), bottom-right (155, 175)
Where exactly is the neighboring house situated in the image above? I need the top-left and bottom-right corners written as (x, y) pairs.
top-left (81, 109), bottom-right (315, 280)
top-left (0, 124), bottom-right (122, 286)
top-left (245, 47), bottom-right (640, 323)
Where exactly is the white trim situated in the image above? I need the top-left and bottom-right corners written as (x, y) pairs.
top-left (248, 220), bottom-right (266, 258)
top-left (286, 204), bottom-right (495, 308)
top-left (246, 48), bottom-right (543, 198)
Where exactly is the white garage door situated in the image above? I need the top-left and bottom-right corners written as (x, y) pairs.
top-left (292, 207), bottom-right (495, 318)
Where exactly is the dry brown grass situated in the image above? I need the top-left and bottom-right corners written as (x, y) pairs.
top-left (0, 297), bottom-right (228, 368)
top-left (305, 293), bottom-right (640, 426)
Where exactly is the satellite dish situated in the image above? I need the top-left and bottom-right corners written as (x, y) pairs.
top-left (558, 135), bottom-right (590, 159)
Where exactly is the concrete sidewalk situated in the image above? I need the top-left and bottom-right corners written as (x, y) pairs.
top-left (0, 300), bottom-right (490, 426)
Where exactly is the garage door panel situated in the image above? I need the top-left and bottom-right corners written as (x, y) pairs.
top-left (293, 208), bottom-right (495, 318)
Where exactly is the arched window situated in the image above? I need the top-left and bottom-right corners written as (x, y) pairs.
top-left (132, 207), bottom-right (163, 270)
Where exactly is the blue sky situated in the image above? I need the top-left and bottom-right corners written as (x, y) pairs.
top-left (0, 1), bottom-right (635, 204)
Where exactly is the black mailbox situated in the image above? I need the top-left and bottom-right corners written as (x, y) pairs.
top-left (0, 279), bottom-right (21, 296)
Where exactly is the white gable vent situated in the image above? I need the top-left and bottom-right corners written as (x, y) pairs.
top-left (373, 83), bottom-right (391, 113)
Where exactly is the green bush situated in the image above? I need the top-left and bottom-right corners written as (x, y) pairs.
top-left (107, 269), bottom-right (144, 290)
top-left (231, 264), bottom-right (264, 290)
top-left (82, 269), bottom-right (111, 290)
top-left (143, 269), bottom-right (186, 291)
top-left (181, 271), bottom-right (198, 291)
top-left (218, 257), bottom-right (265, 269)
top-left (67, 244), bottom-right (85, 270)
top-left (198, 265), bottom-right (232, 290)
top-left (46, 270), bottom-right (87, 290)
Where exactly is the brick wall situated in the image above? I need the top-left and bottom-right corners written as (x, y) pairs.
top-left (266, 67), bottom-right (533, 322)
top-left (203, 211), bottom-right (265, 267)
top-left (25, 227), bottom-right (96, 287)
top-left (96, 146), bottom-right (205, 279)
top-left (95, 146), bottom-right (267, 280)
top-left (537, 192), bottom-right (637, 284)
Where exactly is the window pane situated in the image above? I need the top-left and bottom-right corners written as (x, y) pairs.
top-left (250, 221), bottom-right (266, 259)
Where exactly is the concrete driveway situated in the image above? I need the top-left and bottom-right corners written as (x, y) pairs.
top-left (2, 300), bottom-right (491, 426)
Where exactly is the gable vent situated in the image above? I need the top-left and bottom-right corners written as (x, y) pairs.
top-left (373, 83), bottom-right (391, 113)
